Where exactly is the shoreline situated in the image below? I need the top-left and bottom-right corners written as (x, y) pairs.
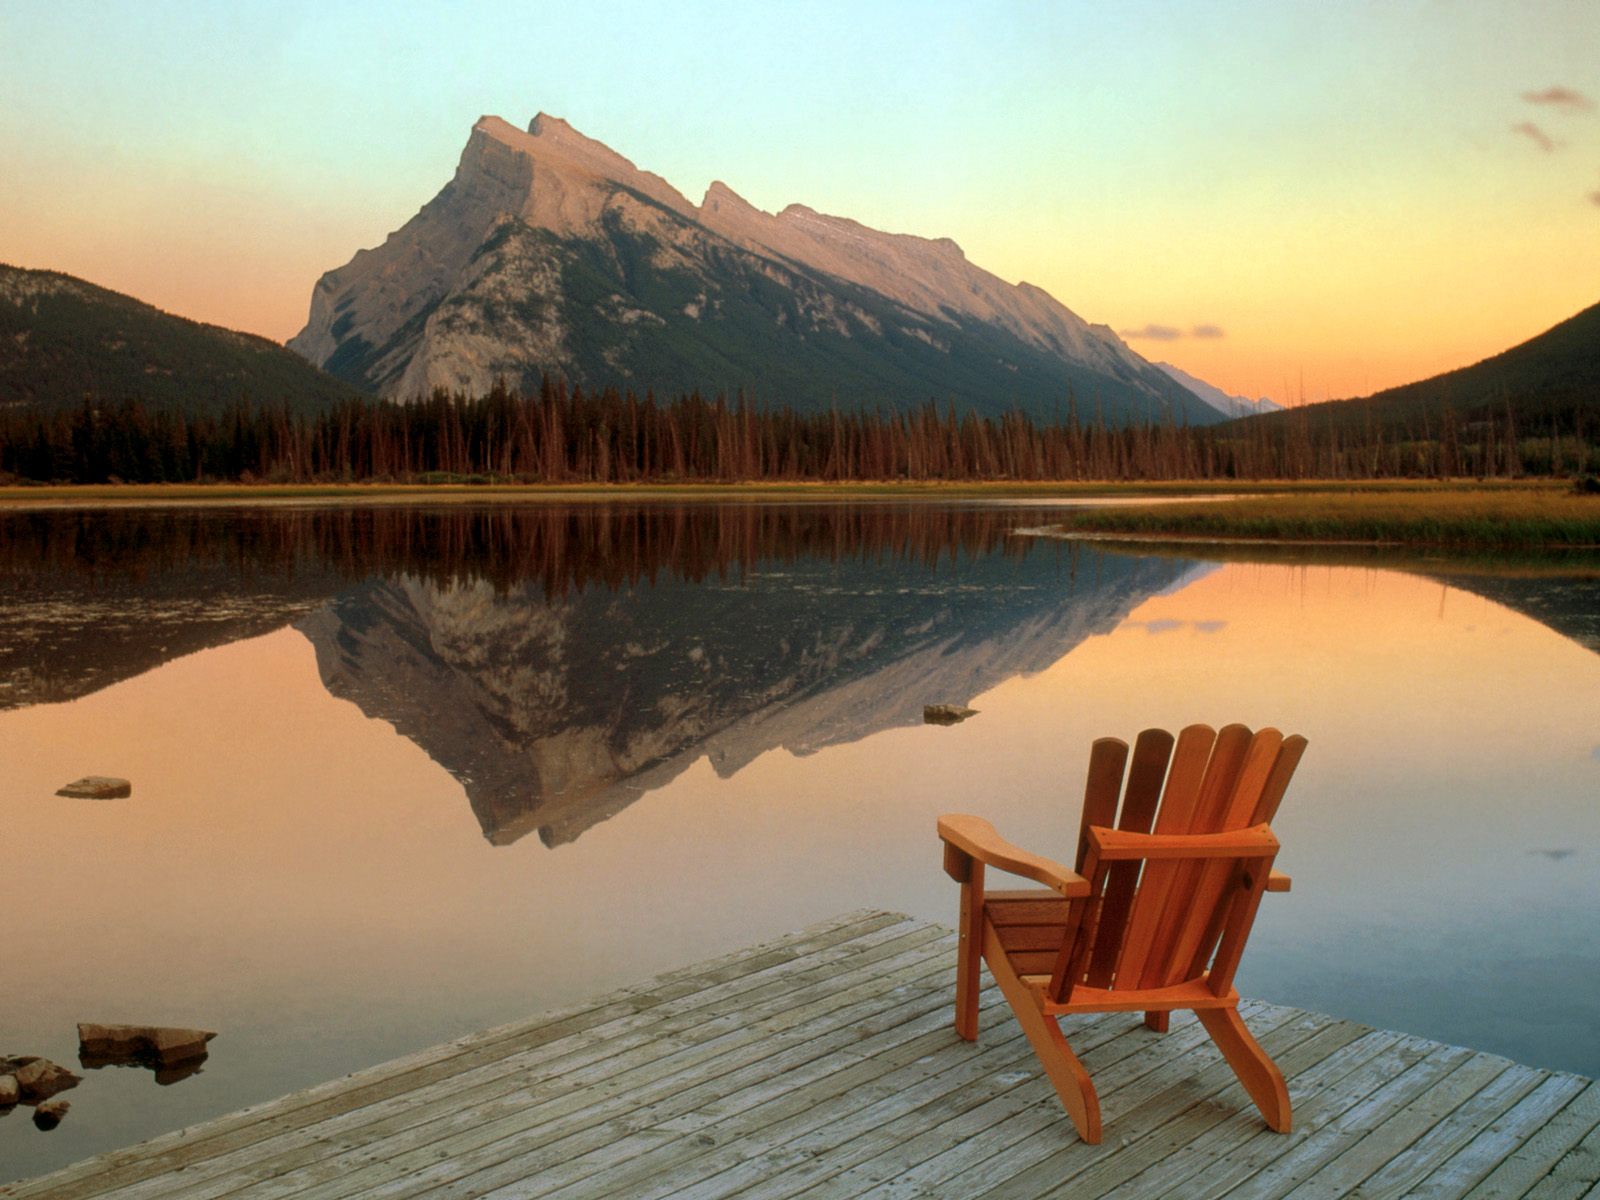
top-left (0, 476), bottom-right (1572, 508)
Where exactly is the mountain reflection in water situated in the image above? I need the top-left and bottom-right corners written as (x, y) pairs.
top-left (300, 552), bottom-right (1191, 847)
top-left (2, 503), bottom-right (1195, 845)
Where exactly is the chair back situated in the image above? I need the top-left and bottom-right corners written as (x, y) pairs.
top-left (1049, 724), bottom-right (1306, 1005)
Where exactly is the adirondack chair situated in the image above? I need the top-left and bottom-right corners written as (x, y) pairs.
top-left (937, 723), bottom-right (1306, 1143)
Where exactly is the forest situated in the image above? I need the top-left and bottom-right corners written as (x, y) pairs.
top-left (0, 375), bottom-right (1592, 485)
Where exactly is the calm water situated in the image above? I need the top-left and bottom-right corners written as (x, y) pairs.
top-left (2, 502), bottom-right (1597, 1181)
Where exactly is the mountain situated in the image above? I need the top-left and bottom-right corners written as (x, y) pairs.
top-left (0, 264), bottom-right (368, 415)
top-left (1237, 299), bottom-right (1600, 435)
top-left (289, 114), bottom-right (1222, 427)
top-left (1154, 361), bottom-right (1281, 419)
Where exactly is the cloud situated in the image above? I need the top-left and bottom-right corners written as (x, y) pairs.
top-left (1121, 322), bottom-right (1227, 341)
top-left (1511, 121), bottom-right (1558, 151)
top-left (1522, 86), bottom-right (1594, 111)
top-left (1119, 323), bottom-right (1182, 341)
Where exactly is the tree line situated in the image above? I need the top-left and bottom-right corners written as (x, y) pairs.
top-left (0, 375), bottom-right (1592, 484)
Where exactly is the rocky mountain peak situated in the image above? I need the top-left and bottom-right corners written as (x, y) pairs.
top-left (465, 112), bottom-right (695, 220)
top-left (291, 111), bottom-right (1221, 425)
top-left (700, 180), bottom-right (756, 216)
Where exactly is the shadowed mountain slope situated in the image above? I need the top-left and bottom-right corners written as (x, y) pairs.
top-left (0, 264), bottom-right (368, 415)
top-left (1236, 299), bottom-right (1600, 437)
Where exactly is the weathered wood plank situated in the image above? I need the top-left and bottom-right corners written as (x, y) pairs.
top-left (1273, 1052), bottom-right (1517, 1200)
top-left (1216, 1043), bottom-right (1491, 1200)
top-left (5, 914), bottom-right (1592, 1200)
top-left (705, 1013), bottom-right (1176, 1200)
top-left (125, 925), bottom-right (957, 1200)
top-left (282, 949), bottom-right (961, 1200)
top-left (981, 1017), bottom-right (1388, 1200)
top-left (1051, 1027), bottom-right (1411, 1200)
top-left (1406, 1075), bottom-right (1595, 1200)
top-left (802, 1005), bottom-right (1296, 1200)
top-left (182, 929), bottom-right (958, 1200)
top-left (1458, 1079), bottom-right (1600, 1200)
top-left (964, 1012), bottom-right (1362, 1200)
top-left (1347, 1061), bottom-right (1548, 1199)
top-left (782, 1014), bottom-right (1234, 1199)
top-left (1524, 1106), bottom-right (1600, 1199)
top-left (567, 991), bottom-right (1024, 1200)
top-left (618, 1013), bottom-right (1158, 1200)
top-left (1150, 1037), bottom-right (1475, 1199)
top-left (1, 910), bottom-right (909, 1200)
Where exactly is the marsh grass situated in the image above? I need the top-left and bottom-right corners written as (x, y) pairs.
top-left (1041, 483), bottom-right (1600, 549)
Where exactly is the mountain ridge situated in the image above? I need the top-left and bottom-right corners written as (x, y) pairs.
top-left (290, 113), bottom-right (1222, 426)
top-left (1154, 360), bottom-right (1282, 419)
top-left (0, 263), bottom-right (368, 415)
top-left (1232, 299), bottom-right (1599, 435)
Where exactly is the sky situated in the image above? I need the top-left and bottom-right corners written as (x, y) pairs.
top-left (2, 0), bottom-right (1598, 405)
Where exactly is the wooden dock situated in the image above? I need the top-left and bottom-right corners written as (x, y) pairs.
top-left (6, 911), bottom-right (1597, 1199)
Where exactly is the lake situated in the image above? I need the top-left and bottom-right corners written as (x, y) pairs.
top-left (2, 500), bottom-right (1597, 1182)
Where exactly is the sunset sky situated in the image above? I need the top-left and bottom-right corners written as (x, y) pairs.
top-left (3, 0), bottom-right (1597, 404)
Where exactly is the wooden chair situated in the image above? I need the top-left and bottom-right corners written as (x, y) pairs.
top-left (937, 723), bottom-right (1306, 1143)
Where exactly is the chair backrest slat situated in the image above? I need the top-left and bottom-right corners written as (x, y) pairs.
top-left (1049, 723), bottom-right (1304, 1007)
top-left (1076, 738), bottom-right (1130, 872)
top-left (1107, 724), bottom-right (1216, 991)
top-left (1251, 735), bottom-right (1309, 824)
top-left (1084, 728), bottom-right (1173, 987)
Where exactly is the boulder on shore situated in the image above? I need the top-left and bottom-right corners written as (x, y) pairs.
top-left (55, 776), bottom-right (132, 799)
top-left (923, 704), bottom-right (978, 725)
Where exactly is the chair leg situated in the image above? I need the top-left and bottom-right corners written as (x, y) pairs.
top-left (1197, 1006), bottom-right (1291, 1132)
top-left (954, 876), bottom-right (983, 1040)
top-left (982, 923), bottom-right (1102, 1143)
top-left (1144, 1011), bottom-right (1170, 1033)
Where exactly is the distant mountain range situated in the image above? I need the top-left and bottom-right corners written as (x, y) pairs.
top-left (288, 114), bottom-right (1224, 427)
top-left (1241, 298), bottom-right (1599, 435)
top-left (0, 264), bottom-right (366, 415)
top-left (1153, 362), bottom-right (1282, 418)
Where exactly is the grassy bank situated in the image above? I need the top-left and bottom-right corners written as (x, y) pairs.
top-left (1033, 481), bottom-right (1600, 549)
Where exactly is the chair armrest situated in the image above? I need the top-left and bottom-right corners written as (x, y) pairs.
top-left (937, 814), bottom-right (1091, 898)
top-left (1267, 870), bottom-right (1291, 893)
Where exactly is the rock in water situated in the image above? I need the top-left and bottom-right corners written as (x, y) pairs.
top-left (0, 1073), bottom-right (19, 1106)
top-left (78, 1023), bottom-right (216, 1069)
top-left (56, 776), bottom-right (132, 799)
top-left (12, 1058), bottom-right (80, 1102)
top-left (32, 1099), bottom-right (69, 1130)
top-left (923, 704), bottom-right (978, 725)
